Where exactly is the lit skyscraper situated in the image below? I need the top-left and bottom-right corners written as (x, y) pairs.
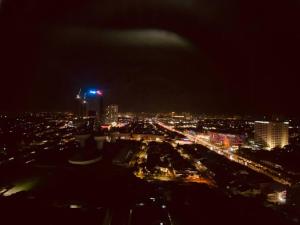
top-left (254, 121), bottom-right (289, 150)
top-left (105, 105), bottom-right (119, 124)
top-left (75, 89), bottom-right (104, 123)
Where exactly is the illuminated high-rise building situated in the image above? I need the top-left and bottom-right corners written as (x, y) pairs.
top-left (75, 88), bottom-right (104, 123)
top-left (105, 105), bottom-right (118, 124)
top-left (254, 121), bottom-right (289, 150)
top-left (85, 89), bottom-right (104, 122)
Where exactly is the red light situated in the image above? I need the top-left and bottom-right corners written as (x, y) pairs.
top-left (97, 90), bottom-right (103, 96)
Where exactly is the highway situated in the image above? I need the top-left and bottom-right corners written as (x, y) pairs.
top-left (156, 121), bottom-right (293, 186)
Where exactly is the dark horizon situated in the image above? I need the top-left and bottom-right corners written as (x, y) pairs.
top-left (1, 0), bottom-right (300, 116)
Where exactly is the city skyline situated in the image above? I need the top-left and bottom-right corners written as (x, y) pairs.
top-left (1, 1), bottom-right (300, 225)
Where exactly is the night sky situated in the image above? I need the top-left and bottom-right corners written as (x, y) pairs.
top-left (1, 0), bottom-right (300, 116)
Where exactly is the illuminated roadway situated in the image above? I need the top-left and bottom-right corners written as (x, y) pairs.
top-left (155, 121), bottom-right (293, 186)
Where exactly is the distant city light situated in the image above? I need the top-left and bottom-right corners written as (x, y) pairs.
top-left (88, 89), bottom-right (103, 96)
top-left (255, 121), bottom-right (270, 124)
top-left (277, 191), bottom-right (287, 204)
top-left (89, 90), bottom-right (97, 95)
top-left (137, 202), bottom-right (144, 206)
top-left (70, 204), bottom-right (82, 209)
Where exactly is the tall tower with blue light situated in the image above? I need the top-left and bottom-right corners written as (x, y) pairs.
top-left (75, 88), bottom-right (105, 124)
